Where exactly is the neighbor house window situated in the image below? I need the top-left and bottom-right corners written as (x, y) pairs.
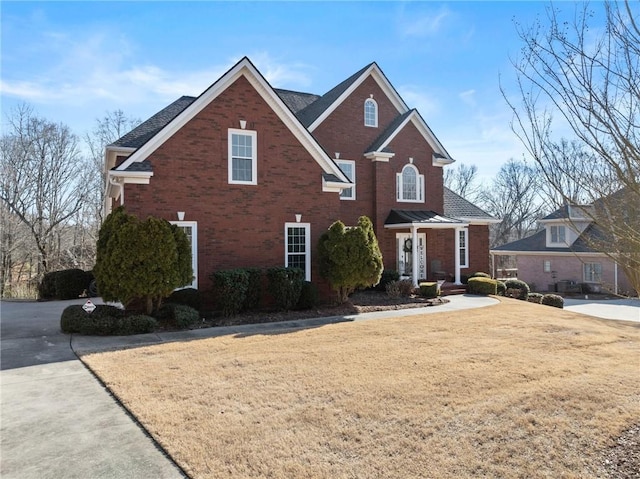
top-left (336, 160), bottom-right (355, 200)
top-left (396, 164), bottom-right (424, 202)
top-left (550, 225), bottom-right (566, 244)
top-left (364, 98), bottom-right (378, 127)
top-left (170, 221), bottom-right (198, 289)
top-left (459, 229), bottom-right (468, 268)
top-left (285, 223), bottom-right (311, 281)
top-left (228, 129), bottom-right (257, 185)
top-left (583, 262), bottom-right (602, 282)
top-left (543, 260), bottom-right (551, 273)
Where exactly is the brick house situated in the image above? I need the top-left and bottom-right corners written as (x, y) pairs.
top-left (490, 204), bottom-right (635, 295)
top-left (104, 57), bottom-right (496, 295)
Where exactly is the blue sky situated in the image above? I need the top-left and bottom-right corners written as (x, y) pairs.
top-left (0, 1), bottom-right (605, 182)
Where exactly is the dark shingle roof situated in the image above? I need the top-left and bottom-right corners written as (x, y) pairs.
top-left (296, 63), bottom-right (374, 127)
top-left (274, 89), bottom-right (320, 113)
top-left (491, 224), bottom-right (605, 253)
top-left (443, 187), bottom-right (495, 220)
top-left (385, 209), bottom-right (464, 226)
top-left (111, 96), bottom-right (196, 149)
top-left (366, 110), bottom-right (414, 153)
top-left (122, 160), bottom-right (153, 172)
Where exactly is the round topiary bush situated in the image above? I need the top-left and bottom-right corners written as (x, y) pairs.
top-left (542, 294), bottom-right (564, 309)
top-left (470, 272), bottom-right (491, 279)
top-left (496, 281), bottom-right (506, 296)
top-left (117, 315), bottom-right (158, 335)
top-left (504, 279), bottom-right (530, 300)
top-left (418, 282), bottom-right (438, 299)
top-left (155, 303), bottom-right (200, 329)
top-left (467, 277), bottom-right (498, 295)
top-left (528, 292), bottom-right (544, 304)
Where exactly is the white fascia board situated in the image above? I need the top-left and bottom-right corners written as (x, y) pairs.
top-left (322, 178), bottom-right (352, 193)
top-left (309, 64), bottom-right (409, 132)
top-left (115, 58), bottom-right (348, 185)
top-left (384, 221), bottom-right (469, 230)
top-left (457, 217), bottom-right (502, 225)
top-left (105, 145), bottom-right (135, 172)
top-left (364, 151), bottom-right (395, 162)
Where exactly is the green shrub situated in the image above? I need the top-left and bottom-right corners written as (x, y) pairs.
top-left (211, 269), bottom-right (249, 317)
top-left (296, 281), bottom-right (319, 310)
top-left (166, 288), bottom-right (202, 311)
top-left (38, 272), bottom-right (58, 300)
top-left (60, 304), bottom-right (124, 333)
top-left (267, 267), bottom-right (304, 311)
top-left (496, 281), bottom-right (506, 296)
top-left (504, 279), bottom-right (530, 300)
top-left (53, 268), bottom-right (87, 300)
top-left (528, 292), bottom-right (544, 304)
top-left (542, 294), bottom-right (564, 309)
top-left (419, 282), bottom-right (438, 299)
top-left (155, 303), bottom-right (200, 329)
top-left (468, 277), bottom-right (498, 295)
top-left (386, 280), bottom-right (401, 299)
top-left (470, 272), bottom-right (491, 279)
top-left (243, 268), bottom-right (263, 311)
top-left (116, 315), bottom-right (158, 335)
top-left (375, 270), bottom-right (400, 291)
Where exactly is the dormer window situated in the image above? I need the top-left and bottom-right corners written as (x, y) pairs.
top-left (396, 163), bottom-right (424, 202)
top-left (364, 98), bottom-right (378, 127)
top-left (550, 225), bottom-right (566, 244)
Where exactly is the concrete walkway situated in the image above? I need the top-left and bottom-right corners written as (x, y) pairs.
top-left (563, 297), bottom-right (640, 322)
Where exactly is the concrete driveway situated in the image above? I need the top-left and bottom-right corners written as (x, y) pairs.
top-left (563, 297), bottom-right (640, 322)
top-left (0, 299), bottom-right (185, 479)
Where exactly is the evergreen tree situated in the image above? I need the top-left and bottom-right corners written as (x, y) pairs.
top-left (318, 216), bottom-right (383, 303)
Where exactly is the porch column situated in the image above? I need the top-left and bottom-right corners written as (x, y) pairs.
top-left (454, 226), bottom-right (462, 285)
top-left (411, 226), bottom-right (419, 287)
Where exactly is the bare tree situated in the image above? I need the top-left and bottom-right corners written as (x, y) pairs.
top-left (504, 0), bottom-right (640, 292)
top-left (444, 163), bottom-right (481, 200)
top-left (479, 159), bottom-right (544, 248)
top-left (84, 110), bottom-right (140, 226)
top-left (0, 104), bottom-right (89, 277)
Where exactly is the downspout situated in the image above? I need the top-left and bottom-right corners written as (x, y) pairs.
top-left (454, 226), bottom-right (462, 285)
top-left (614, 261), bottom-right (618, 295)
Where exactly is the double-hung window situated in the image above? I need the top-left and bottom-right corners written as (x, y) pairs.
top-left (550, 225), bottom-right (566, 244)
top-left (396, 164), bottom-right (424, 202)
top-left (228, 129), bottom-right (257, 185)
top-left (336, 160), bottom-right (355, 200)
top-left (364, 98), bottom-right (378, 127)
top-left (285, 223), bottom-right (311, 281)
top-left (169, 221), bottom-right (198, 289)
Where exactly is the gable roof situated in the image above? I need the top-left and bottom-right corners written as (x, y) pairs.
top-left (443, 187), bottom-right (496, 222)
top-left (274, 89), bottom-right (320, 114)
top-left (491, 224), bottom-right (606, 254)
top-left (113, 57), bottom-right (349, 184)
top-left (541, 204), bottom-right (594, 221)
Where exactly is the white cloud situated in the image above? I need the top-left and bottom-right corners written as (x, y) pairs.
top-left (399, 6), bottom-right (452, 37)
top-left (459, 89), bottom-right (477, 107)
top-left (398, 85), bottom-right (440, 118)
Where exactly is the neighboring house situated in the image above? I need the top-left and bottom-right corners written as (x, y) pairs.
top-left (104, 56), bottom-right (496, 295)
top-left (490, 204), bottom-right (634, 295)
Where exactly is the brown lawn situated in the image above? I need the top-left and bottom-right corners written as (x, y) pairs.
top-left (82, 298), bottom-right (640, 479)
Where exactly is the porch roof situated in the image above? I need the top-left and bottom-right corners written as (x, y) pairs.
top-left (384, 209), bottom-right (468, 229)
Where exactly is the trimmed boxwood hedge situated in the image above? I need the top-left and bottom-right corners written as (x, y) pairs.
top-left (542, 294), bottom-right (564, 309)
top-left (528, 292), bottom-right (544, 304)
top-left (296, 281), bottom-right (319, 310)
top-left (468, 277), bottom-right (498, 295)
top-left (155, 303), bottom-right (200, 329)
top-left (60, 304), bottom-right (157, 335)
top-left (418, 282), bottom-right (438, 299)
top-left (504, 279), bottom-right (530, 300)
top-left (166, 288), bottom-right (202, 311)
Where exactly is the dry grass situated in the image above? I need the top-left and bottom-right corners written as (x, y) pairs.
top-left (82, 298), bottom-right (640, 479)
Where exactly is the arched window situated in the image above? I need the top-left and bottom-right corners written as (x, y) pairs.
top-left (396, 163), bottom-right (424, 202)
top-left (364, 98), bottom-right (378, 127)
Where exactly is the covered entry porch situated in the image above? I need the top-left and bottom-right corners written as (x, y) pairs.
top-left (384, 210), bottom-right (469, 286)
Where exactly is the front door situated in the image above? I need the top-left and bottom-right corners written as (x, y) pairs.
top-left (396, 233), bottom-right (426, 280)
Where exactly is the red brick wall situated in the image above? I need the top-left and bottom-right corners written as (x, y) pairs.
top-left (123, 76), bottom-right (341, 294)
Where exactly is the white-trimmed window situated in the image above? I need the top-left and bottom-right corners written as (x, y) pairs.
top-left (285, 223), bottom-right (311, 281)
top-left (459, 229), bottom-right (468, 268)
top-left (336, 160), bottom-right (355, 200)
top-left (170, 221), bottom-right (198, 289)
top-left (228, 129), bottom-right (257, 185)
top-left (583, 262), bottom-right (602, 282)
top-left (543, 260), bottom-right (552, 273)
top-left (396, 164), bottom-right (424, 202)
top-left (550, 225), bottom-right (566, 244)
top-left (364, 98), bottom-right (378, 127)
